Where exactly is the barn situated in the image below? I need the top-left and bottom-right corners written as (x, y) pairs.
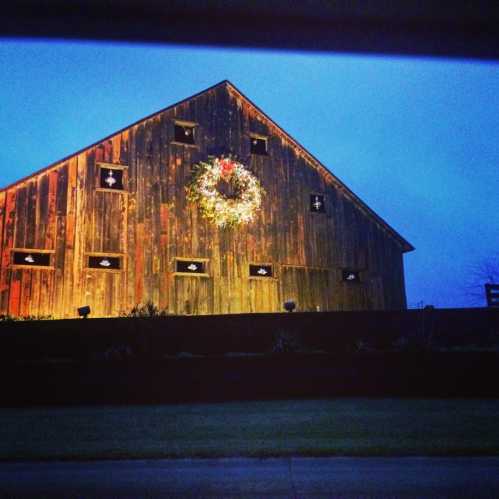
top-left (0, 80), bottom-right (413, 318)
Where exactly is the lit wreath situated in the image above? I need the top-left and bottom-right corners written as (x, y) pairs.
top-left (187, 156), bottom-right (265, 228)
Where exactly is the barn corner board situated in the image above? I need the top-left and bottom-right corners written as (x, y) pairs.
top-left (0, 80), bottom-right (413, 318)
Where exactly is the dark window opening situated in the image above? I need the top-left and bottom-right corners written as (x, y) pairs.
top-left (13, 251), bottom-right (51, 267)
top-left (342, 269), bottom-right (360, 283)
top-left (250, 264), bottom-right (273, 278)
top-left (250, 136), bottom-right (267, 155)
top-left (310, 194), bottom-right (325, 213)
top-left (174, 123), bottom-right (195, 144)
top-left (88, 255), bottom-right (121, 270)
top-left (176, 259), bottom-right (206, 274)
top-left (99, 167), bottom-right (124, 190)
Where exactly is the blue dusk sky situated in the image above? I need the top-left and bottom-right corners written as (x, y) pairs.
top-left (0, 40), bottom-right (498, 308)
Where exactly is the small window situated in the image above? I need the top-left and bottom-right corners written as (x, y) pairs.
top-left (176, 259), bottom-right (206, 274)
top-left (174, 258), bottom-right (209, 277)
top-left (12, 250), bottom-right (51, 267)
top-left (174, 123), bottom-right (196, 145)
top-left (88, 255), bottom-right (121, 270)
top-left (250, 136), bottom-right (267, 155)
top-left (342, 269), bottom-right (360, 283)
top-left (249, 264), bottom-right (273, 278)
top-left (310, 194), bottom-right (325, 213)
top-left (99, 166), bottom-right (124, 190)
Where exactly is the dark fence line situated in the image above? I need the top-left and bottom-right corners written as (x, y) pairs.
top-left (2, 352), bottom-right (499, 406)
top-left (1, 308), bottom-right (498, 405)
top-left (1, 308), bottom-right (498, 361)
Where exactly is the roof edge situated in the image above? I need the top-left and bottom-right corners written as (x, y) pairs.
top-left (224, 81), bottom-right (414, 253)
top-left (1, 79), bottom-right (414, 253)
top-left (0, 80), bottom-right (231, 194)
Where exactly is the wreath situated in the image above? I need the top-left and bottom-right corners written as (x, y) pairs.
top-left (186, 156), bottom-right (265, 228)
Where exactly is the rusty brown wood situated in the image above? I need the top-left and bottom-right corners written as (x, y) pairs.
top-left (0, 82), bottom-right (410, 317)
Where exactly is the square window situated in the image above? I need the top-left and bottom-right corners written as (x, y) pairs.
top-left (13, 250), bottom-right (51, 267)
top-left (99, 167), bottom-right (124, 190)
top-left (88, 255), bottom-right (121, 270)
top-left (250, 136), bottom-right (267, 155)
top-left (342, 269), bottom-right (360, 283)
top-left (249, 264), bottom-right (273, 278)
top-left (174, 123), bottom-right (196, 144)
top-left (176, 259), bottom-right (206, 274)
top-left (310, 194), bottom-right (325, 213)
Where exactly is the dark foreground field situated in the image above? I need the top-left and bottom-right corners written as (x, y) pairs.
top-left (2, 398), bottom-right (499, 461)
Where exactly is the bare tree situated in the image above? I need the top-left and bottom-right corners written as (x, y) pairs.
top-left (465, 254), bottom-right (499, 306)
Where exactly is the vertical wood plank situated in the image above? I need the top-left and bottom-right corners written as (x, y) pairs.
top-left (0, 190), bottom-right (16, 313)
top-left (8, 269), bottom-right (21, 317)
top-left (20, 269), bottom-right (32, 317)
top-left (25, 181), bottom-right (37, 249)
top-left (13, 185), bottom-right (27, 249)
top-left (0, 191), bottom-right (5, 304)
top-left (35, 174), bottom-right (49, 249)
top-left (62, 157), bottom-right (78, 317)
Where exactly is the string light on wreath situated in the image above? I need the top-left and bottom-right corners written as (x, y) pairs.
top-left (186, 156), bottom-right (265, 228)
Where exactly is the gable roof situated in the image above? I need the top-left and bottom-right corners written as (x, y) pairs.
top-left (1, 80), bottom-right (414, 252)
top-left (224, 81), bottom-right (414, 253)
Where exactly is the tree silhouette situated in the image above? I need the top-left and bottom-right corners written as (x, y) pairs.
top-left (465, 254), bottom-right (499, 306)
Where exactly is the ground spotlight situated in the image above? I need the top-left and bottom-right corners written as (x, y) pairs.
top-left (284, 300), bottom-right (296, 313)
top-left (78, 305), bottom-right (91, 319)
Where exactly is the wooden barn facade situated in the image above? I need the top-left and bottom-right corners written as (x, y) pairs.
top-left (0, 81), bottom-right (413, 318)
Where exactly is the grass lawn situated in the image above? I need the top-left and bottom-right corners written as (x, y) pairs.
top-left (1, 398), bottom-right (499, 461)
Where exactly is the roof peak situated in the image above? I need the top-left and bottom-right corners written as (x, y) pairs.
top-left (0, 79), bottom-right (413, 252)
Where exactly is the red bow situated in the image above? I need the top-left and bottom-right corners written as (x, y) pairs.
top-left (220, 159), bottom-right (235, 176)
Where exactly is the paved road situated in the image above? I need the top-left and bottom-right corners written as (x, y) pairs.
top-left (1, 457), bottom-right (499, 498)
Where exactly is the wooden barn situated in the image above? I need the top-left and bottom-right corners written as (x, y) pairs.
top-left (0, 80), bottom-right (413, 318)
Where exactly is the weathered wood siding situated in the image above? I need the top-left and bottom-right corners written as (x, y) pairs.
top-left (0, 82), bottom-right (411, 318)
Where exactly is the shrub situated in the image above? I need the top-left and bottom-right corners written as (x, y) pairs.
top-left (0, 314), bottom-right (53, 323)
top-left (120, 301), bottom-right (169, 318)
top-left (271, 329), bottom-right (303, 354)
